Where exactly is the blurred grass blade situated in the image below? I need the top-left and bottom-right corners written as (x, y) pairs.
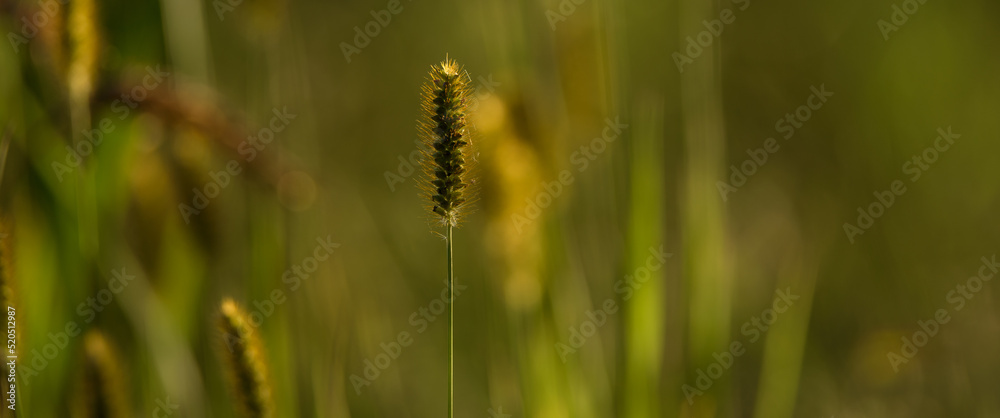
top-left (622, 95), bottom-right (666, 418)
top-left (680, 0), bottom-right (733, 412)
top-left (752, 259), bottom-right (818, 418)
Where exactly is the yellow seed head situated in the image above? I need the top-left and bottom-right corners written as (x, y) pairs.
top-left (218, 298), bottom-right (272, 418)
top-left (67, 0), bottom-right (100, 106)
top-left (418, 57), bottom-right (476, 228)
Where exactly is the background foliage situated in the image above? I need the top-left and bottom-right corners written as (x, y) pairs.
top-left (1, 0), bottom-right (999, 416)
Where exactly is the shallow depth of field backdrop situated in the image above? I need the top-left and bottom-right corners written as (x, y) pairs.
top-left (1, 0), bottom-right (1000, 416)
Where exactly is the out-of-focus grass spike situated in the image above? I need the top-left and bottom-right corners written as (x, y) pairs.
top-left (218, 298), bottom-right (273, 418)
top-left (75, 331), bottom-right (130, 418)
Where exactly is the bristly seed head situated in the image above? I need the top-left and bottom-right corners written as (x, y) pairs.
top-left (218, 298), bottom-right (273, 418)
top-left (418, 57), bottom-right (475, 228)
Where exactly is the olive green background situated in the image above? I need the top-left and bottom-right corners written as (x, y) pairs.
top-left (1, 0), bottom-right (999, 416)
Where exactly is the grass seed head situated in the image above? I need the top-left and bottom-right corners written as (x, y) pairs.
top-left (67, 0), bottom-right (100, 106)
top-left (218, 298), bottom-right (273, 418)
top-left (76, 331), bottom-right (130, 418)
top-left (418, 57), bottom-right (476, 228)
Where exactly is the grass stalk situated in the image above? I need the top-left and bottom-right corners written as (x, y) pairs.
top-left (447, 224), bottom-right (454, 418)
top-left (417, 57), bottom-right (474, 417)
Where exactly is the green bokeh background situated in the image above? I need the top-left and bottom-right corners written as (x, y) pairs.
top-left (1, 0), bottom-right (999, 416)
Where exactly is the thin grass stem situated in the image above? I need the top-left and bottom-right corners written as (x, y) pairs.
top-left (447, 224), bottom-right (454, 418)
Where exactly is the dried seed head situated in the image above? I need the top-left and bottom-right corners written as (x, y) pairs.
top-left (418, 57), bottom-right (476, 228)
top-left (0, 219), bottom-right (15, 417)
top-left (218, 298), bottom-right (272, 418)
top-left (0, 218), bottom-right (13, 312)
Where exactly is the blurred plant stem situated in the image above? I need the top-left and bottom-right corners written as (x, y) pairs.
top-left (623, 96), bottom-right (665, 418)
top-left (69, 97), bottom-right (99, 265)
top-left (752, 256), bottom-right (818, 418)
top-left (680, 0), bottom-right (733, 414)
top-left (158, 0), bottom-right (212, 82)
top-left (68, 0), bottom-right (99, 289)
